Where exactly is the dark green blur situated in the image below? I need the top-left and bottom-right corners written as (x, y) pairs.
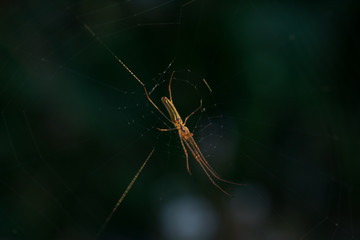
top-left (0, 0), bottom-right (359, 239)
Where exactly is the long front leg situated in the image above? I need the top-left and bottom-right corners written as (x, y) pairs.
top-left (168, 71), bottom-right (175, 102)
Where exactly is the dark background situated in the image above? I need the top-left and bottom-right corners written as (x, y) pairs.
top-left (0, 0), bottom-right (359, 239)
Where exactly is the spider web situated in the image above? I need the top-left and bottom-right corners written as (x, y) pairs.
top-left (0, 0), bottom-right (359, 239)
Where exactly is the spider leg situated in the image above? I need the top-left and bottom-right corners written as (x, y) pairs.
top-left (141, 86), bottom-right (172, 123)
top-left (157, 127), bottom-right (177, 132)
top-left (197, 156), bottom-right (232, 196)
top-left (184, 100), bottom-right (202, 125)
top-left (183, 138), bottom-right (232, 196)
top-left (179, 134), bottom-right (191, 175)
top-left (186, 137), bottom-right (245, 186)
top-left (168, 71), bottom-right (175, 102)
